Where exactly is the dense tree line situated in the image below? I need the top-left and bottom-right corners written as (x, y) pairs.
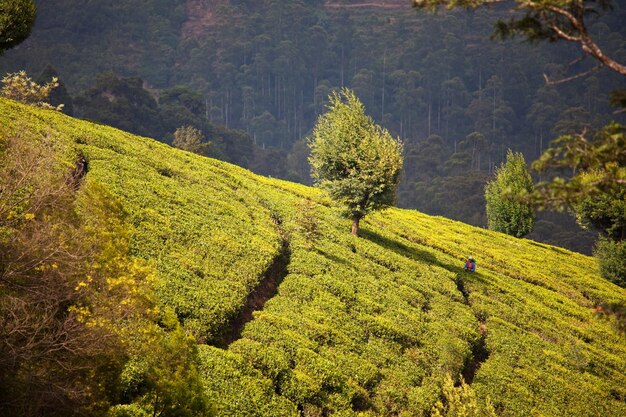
top-left (1, 0), bottom-right (624, 251)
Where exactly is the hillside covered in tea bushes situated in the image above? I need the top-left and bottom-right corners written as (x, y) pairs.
top-left (2, 97), bottom-right (626, 416)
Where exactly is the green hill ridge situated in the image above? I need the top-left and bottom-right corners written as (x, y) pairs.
top-left (2, 97), bottom-right (626, 416)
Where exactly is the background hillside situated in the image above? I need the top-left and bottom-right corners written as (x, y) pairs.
top-left (2, 98), bottom-right (625, 416)
top-left (3, 0), bottom-right (626, 252)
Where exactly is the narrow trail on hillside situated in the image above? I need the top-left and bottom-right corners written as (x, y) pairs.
top-left (68, 154), bottom-right (87, 190)
top-left (214, 225), bottom-right (290, 349)
top-left (455, 274), bottom-right (490, 385)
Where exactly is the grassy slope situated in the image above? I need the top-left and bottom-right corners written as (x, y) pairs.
top-left (2, 98), bottom-right (625, 416)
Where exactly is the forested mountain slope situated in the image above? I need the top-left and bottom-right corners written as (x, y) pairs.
top-left (2, 98), bottom-right (626, 416)
top-left (4, 0), bottom-right (625, 252)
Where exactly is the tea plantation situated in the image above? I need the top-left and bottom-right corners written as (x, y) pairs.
top-left (2, 97), bottom-right (625, 416)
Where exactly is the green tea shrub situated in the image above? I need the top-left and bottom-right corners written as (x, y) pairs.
top-left (431, 374), bottom-right (496, 417)
top-left (197, 346), bottom-right (297, 416)
top-left (231, 339), bottom-right (291, 380)
top-left (291, 199), bottom-right (320, 248)
top-left (3, 98), bottom-right (626, 417)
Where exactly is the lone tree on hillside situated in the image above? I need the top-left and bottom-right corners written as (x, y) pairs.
top-left (485, 149), bottom-right (535, 237)
top-left (0, 0), bottom-right (36, 55)
top-left (173, 126), bottom-right (209, 155)
top-left (309, 89), bottom-right (403, 236)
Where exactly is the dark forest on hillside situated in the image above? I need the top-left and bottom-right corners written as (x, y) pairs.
top-left (3, 0), bottom-right (625, 253)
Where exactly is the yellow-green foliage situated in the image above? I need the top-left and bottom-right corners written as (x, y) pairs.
top-left (0, 97), bottom-right (281, 343)
top-left (0, 120), bottom-right (210, 416)
top-left (1, 70), bottom-right (64, 111)
top-left (431, 374), bottom-right (497, 417)
top-left (2, 97), bottom-right (626, 417)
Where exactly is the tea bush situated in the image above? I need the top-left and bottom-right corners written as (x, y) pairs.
top-left (2, 97), bottom-right (626, 416)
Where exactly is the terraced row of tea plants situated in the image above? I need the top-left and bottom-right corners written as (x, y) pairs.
top-left (3, 98), bottom-right (625, 416)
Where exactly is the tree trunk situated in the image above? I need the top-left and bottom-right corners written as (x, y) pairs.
top-left (351, 216), bottom-right (360, 236)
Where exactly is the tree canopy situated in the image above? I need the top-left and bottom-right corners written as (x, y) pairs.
top-left (531, 121), bottom-right (625, 285)
top-left (532, 122), bottom-right (625, 216)
top-left (0, 126), bottom-right (211, 416)
top-left (485, 149), bottom-right (535, 237)
top-left (0, 0), bottom-right (36, 55)
top-left (413, 0), bottom-right (626, 79)
top-left (309, 89), bottom-right (403, 236)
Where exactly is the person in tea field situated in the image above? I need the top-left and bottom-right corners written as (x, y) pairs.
top-left (464, 256), bottom-right (476, 272)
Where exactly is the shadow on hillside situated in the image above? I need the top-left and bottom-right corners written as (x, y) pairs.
top-left (360, 228), bottom-right (462, 275)
top-left (314, 248), bottom-right (352, 267)
top-left (362, 228), bottom-right (494, 384)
